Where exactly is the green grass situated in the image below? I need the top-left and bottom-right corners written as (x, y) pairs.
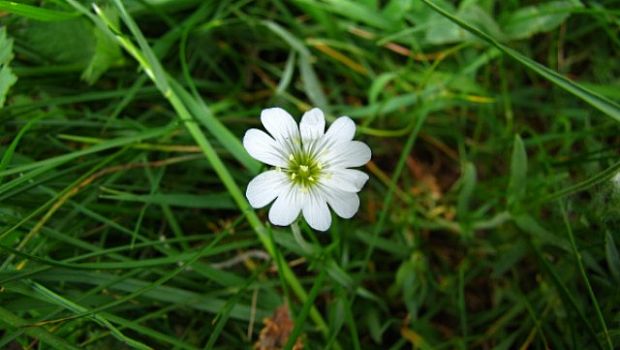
top-left (1, 0), bottom-right (619, 349)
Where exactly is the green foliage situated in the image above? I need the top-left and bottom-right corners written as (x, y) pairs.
top-left (0, 0), bottom-right (619, 349)
top-left (0, 27), bottom-right (17, 107)
top-left (606, 231), bottom-right (620, 283)
top-left (507, 134), bottom-right (527, 209)
top-left (81, 6), bottom-right (123, 84)
top-left (0, 1), bottom-right (79, 21)
top-left (502, 0), bottom-right (583, 40)
top-left (20, 19), bottom-right (96, 66)
top-left (15, 13), bottom-right (122, 84)
top-left (424, 2), bottom-right (505, 44)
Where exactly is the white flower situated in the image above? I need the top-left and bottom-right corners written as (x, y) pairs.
top-left (243, 107), bottom-right (371, 231)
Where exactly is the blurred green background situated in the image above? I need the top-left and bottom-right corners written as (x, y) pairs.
top-left (1, 0), bottom-right (619, 349)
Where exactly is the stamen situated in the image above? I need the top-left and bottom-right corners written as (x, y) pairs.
top-left (285, 136), bottom-right (324, 188)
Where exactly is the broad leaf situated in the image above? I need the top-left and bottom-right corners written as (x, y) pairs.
top-left (425, 4), bottom-right (505, 45)
top-left (82, 6), bottom-right (123, 84)
top-left (502, 1), bottom-right (583, 40)
top-left (20, 18), bottom-right (121, 84)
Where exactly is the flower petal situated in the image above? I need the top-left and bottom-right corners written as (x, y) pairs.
top-left (322, 169), bottom-right (369, 192)
top-left (261, 107), bottom-right (299, 143)
top-left (268, 185), bottom-right (303, 226)
top-left (246, 170), bottom-right (288, 208)
top-left (325, 189), bottom-right (360, 219)
top-left (302, 192), bottom-right (331, 231)
top-left (243, 129), bottom-right (287, 167)
top-left (300, 108), bottom-right (325, 143)
top-left (323, 116), bottom-right (355, 144)
top-left (320, 140), bottom-right (371, 168)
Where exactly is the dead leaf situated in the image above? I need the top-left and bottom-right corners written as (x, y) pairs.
top-left (407, 156), bottom-right (442, 200)
top-left (254, 305), bottom-right (303, 350)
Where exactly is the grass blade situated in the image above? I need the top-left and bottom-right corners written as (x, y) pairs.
top-left (0, 1), bottom-right (79, 21)
top-left (420, 0), bottom-right (620, 123)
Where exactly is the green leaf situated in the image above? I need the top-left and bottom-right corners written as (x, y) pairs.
top-left (262, 20), bottom-right (310, 57)
top-left (0, 27), bottom-right (17, 107)
top-left (364, 308), bottom-right (384, 344)
top-left (284, 267), bottom-right (328, 350)
top-left (457, 162), bottom-right (477, 219)
top-left (0, 306), bottom-right (80, 350)
top-left (492, 240), bottom-right (528, 277)
top-left (368, 72), bottom-right (397, 104)
top-left (606, 231), bottom-right (620, 283)
top-left (34, 269), bottom-right (260, 320)
top-left (169, 79), bottom-right (261, 174)
top-left (18, 15), bottom-right (121, 83)
top-left (514, 214), bottom-right (570, 252)
top-left (276, 51), bottom-right (296, 95)
top-left (425, 4), bottom-right (505, 45)
top-left (0, 1), bottom-right (79, 21)
top-left (420, 0), bottom-right (620, 123)
top-left (299, 55), bottom-right (329, 112)
top-left (0, 115), bottom-right (42, 185)
top-left (502, 1), bottom-right (582, 40)
top-left (507, 134), bottom-right (527, 208)
top-left (111, 2), bottom-right (170, 92)
top-left (25, 281), bottom-right (152, 350)
top-left (262, 20), bottom-right (329, 111)
top-left (0, 124), bottom-right (175, 178)
top-left (294, 0), bottom-right (393, 30)
top-left (382, 0), bottom-right (414, 22)
top-left (21, 19), bottom-right (95, 66)
top-left (262, 21), bottom-right (329, 111)
top-left (100, 192), bottom-right (236, 209)
top-left (81, 6), bottom-right (123, 84)
top-left (540, 161), bottom-right (620, 203)
top-left (326, 259), bottom-right (354, 289)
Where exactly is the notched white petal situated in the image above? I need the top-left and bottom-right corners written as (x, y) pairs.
top-left (325, 189), bottom-right (360, 219)
top-left (320, 140), bottom-right (371, 168)
top-left (268, 186), bottom-right (303, 226)
top-left (323, 116), bottom-right (355, 144)
top-left (300, 108), bottom-right (325, 142)
top-left (243, 129), bottom-right (287, 167)
top-left (246, 170), bottom-right (288, 208)
top-left (302, 193), bottom-right (331, 231)
top-left (323, 169), bottom-right (369, 192)
top-left (261, 107), bottom-right (299, 143)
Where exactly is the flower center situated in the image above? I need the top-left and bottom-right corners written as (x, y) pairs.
top-left (287, 152), bottom-right (322, 188)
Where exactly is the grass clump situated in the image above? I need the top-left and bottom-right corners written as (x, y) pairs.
top-left (1, 0), bottom-right (619, 349)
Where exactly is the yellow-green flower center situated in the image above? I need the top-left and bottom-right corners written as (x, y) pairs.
top-left (287, 152), bottom-right (322, 188)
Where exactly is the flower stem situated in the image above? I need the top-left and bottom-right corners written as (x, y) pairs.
top-left (291, 221), bottom-right (314, 255)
